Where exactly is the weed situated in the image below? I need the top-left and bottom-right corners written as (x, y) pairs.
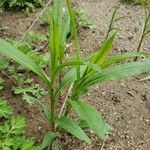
top-left (134, 9), bottom-right (150, 61)
top-left (106, 5), bottom-right (126, 39)
top-left (0, 99), bottom-right (39, 149)
top-left (74, 8), bottom-right (95, 29)
top-left (13, 82), bottom-right (47, 105)
top-left (0, 0), bottom-right (150, 149)
top-left (0, 0), bottom-right (43, 13)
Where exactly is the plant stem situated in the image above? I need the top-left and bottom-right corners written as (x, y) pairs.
top-left (134, 10), bottom-right (150, 61)
top-left (48, 79), bottom-right (56, 131)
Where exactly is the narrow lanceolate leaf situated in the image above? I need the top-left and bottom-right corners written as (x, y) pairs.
top-left (70, 100), bottom-right (112, 140)
top-left (82, 61), bottom-right (150, 88)
top-left (58, 117), bottom-right (91, 144)
top-left (62, 15), bottom-right (70, 45)
top-left (90, 33), bottom-right (116, 64)
top-left (0, 39), bottom-right (50, 84)
top-left (83, 33), bottom-right (116, 78)
top-left (101, 51), bottom-right (150, 68)
top-left (40, 132), bottom-right (58, 149)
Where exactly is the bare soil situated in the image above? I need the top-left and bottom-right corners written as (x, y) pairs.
top-left (0, 0), bottom-right (150, 149)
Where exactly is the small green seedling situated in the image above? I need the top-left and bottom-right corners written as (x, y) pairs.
top-left (74, 8), bottom-right (95, 29)
top-left (0, 99), bottom-right (39, 149)
top-left (13, 82), bottom-right (47, 105)
top-left (106, 5), bottom-right (126, 39)
top-left (0, 0), bottom-right (43, 13)
top-left (134, 8), bottom-right (150, 61)
top-left (0, 0), bottom-right (150, 149)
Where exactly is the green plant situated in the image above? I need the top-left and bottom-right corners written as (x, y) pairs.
top-left (0, 0), bottom-right (43, 13)
top-left (41, 6), bottom-right (94, 29)
top-left (134, 8), bottom-right (150, 61)
top-left (0, 0), bottom-right (150, 149)
top-left (13, 81), bottom-right (47, 105)
top-left (106, 5), bottom-right (126, 39)
top-left (9, 35), bottom-right (49, 68)
top-left (0, 99), bottom-right (39, 149)
top-left (74, 8), bottom-right (94, 29)
top-left (0, 100), bottom-right (12, 118)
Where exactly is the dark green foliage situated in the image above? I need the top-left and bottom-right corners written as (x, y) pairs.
top-left (0, 99), bottom-right (39, 150)
top-left (0, 0), bottom-right (43, 13)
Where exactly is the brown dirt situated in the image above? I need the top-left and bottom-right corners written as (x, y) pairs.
top-left (0, 0), bottom-right (150, 150)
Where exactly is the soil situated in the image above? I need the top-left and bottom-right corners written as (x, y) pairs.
top-left (0, 0), bottom-right (150, 150)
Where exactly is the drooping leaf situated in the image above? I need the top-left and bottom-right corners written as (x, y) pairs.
top-left (57, 117), bottom-right (91, 144)
top-left (0, 39), bottom-right (50, 84)
top-left (70, 100), bottom-right (112, 140)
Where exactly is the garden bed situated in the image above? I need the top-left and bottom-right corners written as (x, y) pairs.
top-left (0, 0), bottom-right (150, 149)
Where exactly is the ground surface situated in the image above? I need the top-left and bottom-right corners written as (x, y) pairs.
top-left (0, 0), bottom-right (150, 150)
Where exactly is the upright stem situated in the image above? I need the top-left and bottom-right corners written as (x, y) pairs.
top-left (134, 10), bottom-right (150, 61)
top-left (48, 78), bottom-right (56, 131)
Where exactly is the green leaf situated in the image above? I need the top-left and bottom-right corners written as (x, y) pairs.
top-left (101, 51), bottom-right (150, 68)
top-left (20, 139), bottom-right (36, 150)
top-left (10, 116), bottom-right (26, 135)
top-left (62, 15), bottom-right (70, 45)
top-left (34, 100), bottom-right (51, 125)
top-left (0, 59), bottom-right (8, 70)
top-left (0, 99), bottom-right (13, 118)
top-left (54, 66), bottom-right (86, 98)
top-left (40, 132), bottom-right (58, 149)
top-left (55, 62), bottom-right (102, 98)
top-left (82, 61), bottom-right (150, 88)
top-left (52, 140), bottom-right (59, 150)
top-left (84, 33), bottom-right (116, 78)
top-left (0, 39), bottom-right (50, 84)
top-left (57, 117), bottom-right (91, 144)
top-left (70, 100), bottom-right (112, 140)
top-left (90, 33), bottom-right (116, 64)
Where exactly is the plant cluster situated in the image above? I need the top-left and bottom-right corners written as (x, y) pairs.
top-left (0, 0), bottom-right (43, 13)
top-left (0, 99), bottom-right (38, 149)
top-left (41, 6), bottom-right (94, 29)
top-left (0, 0), bottom-right (150, 149)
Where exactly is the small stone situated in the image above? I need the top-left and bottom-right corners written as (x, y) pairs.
top-left (38, 126), bottom-right (42, 130)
